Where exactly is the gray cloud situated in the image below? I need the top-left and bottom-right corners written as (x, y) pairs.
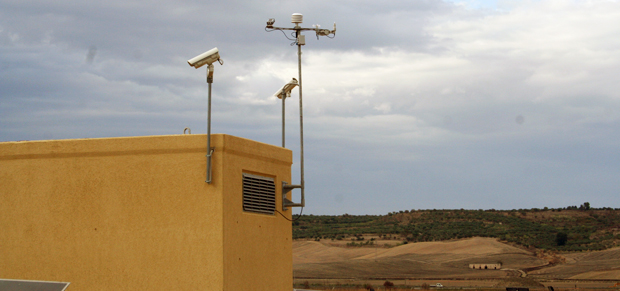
top-left (1, 0), bottom-right (619, 214)
top-left (85, 45), bottom-right (97, 64)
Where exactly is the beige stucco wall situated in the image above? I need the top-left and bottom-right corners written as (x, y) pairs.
top-left (0, 134), bottom-right (293, 291)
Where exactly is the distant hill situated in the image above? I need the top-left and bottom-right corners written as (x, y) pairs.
top-left (293, 205), bottom-right (620, 251)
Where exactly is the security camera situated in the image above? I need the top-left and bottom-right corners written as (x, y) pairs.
top-left (274, 78), bottom-right (299, 99)
top-left (266, 18), bottom-right (275, 28)
top-left (188, 47), bottom-right (222, 69)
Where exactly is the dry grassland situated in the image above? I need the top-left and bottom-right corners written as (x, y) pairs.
top-left (294, 237), bottom-right (620, 289)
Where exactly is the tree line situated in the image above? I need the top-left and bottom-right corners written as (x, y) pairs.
top-left (293, 203), bottom-right (620, 251)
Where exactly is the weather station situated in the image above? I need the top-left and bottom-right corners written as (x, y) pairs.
top-left (265, 13), bottom-right (336, 212)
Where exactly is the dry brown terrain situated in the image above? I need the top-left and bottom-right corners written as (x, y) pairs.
top-left (293, 237), bottom-right (620, 288)
top-left (530, 247), bottom-right (620, 280)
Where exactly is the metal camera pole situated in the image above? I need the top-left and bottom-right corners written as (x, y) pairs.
top-left (275, 78), bottom-right (298, 148)
top-left (206, 64), bottom-right (215, 183)
top-left (265, 13), bottom-right (336, 210)
top-left (281, 90), bottom-right (287, 148)
top-left (187, 47), bottom-right (223, 184)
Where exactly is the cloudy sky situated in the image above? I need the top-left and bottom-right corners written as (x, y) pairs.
top-left (2, 0), bottom-right (619, 214)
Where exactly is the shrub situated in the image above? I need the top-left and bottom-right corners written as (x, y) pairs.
top-left (556, 232), bottom-right (568, 246)
top-left (383, 280), bottom-right (394, 289)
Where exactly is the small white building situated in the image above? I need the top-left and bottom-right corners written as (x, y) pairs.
top-left (469, 263), bottom-right (502, 270)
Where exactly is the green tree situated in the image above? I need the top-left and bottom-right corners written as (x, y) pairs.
top-left (556, 232), bottom-right (568, 246)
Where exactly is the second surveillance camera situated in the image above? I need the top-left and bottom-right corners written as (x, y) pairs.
top-left (274, 78), bottom-right (299, 99)
top-left (188, 47), bottom-right (222, 69)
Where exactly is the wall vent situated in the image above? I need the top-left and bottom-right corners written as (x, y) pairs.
top-left (242, 173), bottom-right (276, 215)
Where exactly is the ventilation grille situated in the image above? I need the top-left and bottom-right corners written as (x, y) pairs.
top-left (242, 173), bottom-right (276, 215)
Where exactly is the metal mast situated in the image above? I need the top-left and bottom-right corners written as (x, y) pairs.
top-left (265, 14), bottom-right (336, 210)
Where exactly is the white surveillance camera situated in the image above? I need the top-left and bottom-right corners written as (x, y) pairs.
top-left (274, 78), bottom-right (299, 99)
top-left (188, 47), bottom-right (222, 69)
